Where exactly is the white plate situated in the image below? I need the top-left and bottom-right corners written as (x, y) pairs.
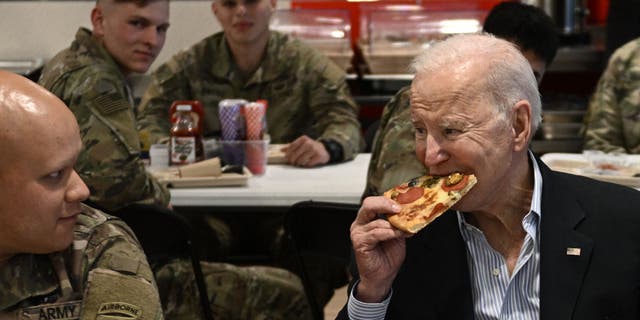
top-left (541, 153), bottom-right (640, 188)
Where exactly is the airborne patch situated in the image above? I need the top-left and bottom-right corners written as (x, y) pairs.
top-left (96, 302), bottom-right (141, 319)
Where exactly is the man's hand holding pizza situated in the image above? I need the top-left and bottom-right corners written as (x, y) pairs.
top-left (350, 173), bottom-right (477, 302)
top-left (350, 196), bottom-right (409, 303)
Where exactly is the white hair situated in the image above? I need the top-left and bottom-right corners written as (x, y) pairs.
top-left (411, 33), bottom-right (542, 135)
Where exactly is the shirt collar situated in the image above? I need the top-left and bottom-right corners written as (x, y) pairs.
top-left (529, 150), bottom-right (543, 218)
top-left (457, 151), bottom-right (543, 229)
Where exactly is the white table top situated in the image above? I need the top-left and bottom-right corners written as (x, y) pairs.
top-left (169, 153), bottom-right (370, 207)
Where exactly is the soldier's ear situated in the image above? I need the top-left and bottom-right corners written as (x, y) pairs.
top-left (211, 1), bottom-right (217, 15)
top-left (91, 6), bottom-right (105, 36)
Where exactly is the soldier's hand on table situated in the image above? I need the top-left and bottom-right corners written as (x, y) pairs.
top-left (351, 196), bottom-right (409, 303)
top-left (282, 135), bottom-right (330, 167)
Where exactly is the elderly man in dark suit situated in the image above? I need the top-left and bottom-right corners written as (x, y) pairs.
top-left (339, 33), bottom-right (640, 319)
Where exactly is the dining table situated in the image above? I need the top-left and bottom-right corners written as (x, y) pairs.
top-left (167, 151), bottom-right (640, 210)
top-left (169, 153), bottom-right (371, 208)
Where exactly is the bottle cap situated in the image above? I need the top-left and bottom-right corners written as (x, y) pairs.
top-left (176, 104), bottom-right (192, 111)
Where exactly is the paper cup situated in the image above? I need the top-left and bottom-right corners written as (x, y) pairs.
top-left (149, 144), bottom-right (169, 168)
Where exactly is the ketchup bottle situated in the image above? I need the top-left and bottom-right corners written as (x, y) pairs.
top-left (170, 104), bottom-right (204, 165)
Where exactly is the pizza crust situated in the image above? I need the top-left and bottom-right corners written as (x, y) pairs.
top-left (383, 173), bottom-right (477, 233)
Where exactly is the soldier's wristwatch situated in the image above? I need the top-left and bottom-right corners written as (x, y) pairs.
top-left (319, 139), bottom-right (343, 164)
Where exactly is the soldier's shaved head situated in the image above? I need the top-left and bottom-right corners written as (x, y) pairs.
top-left (0, 70), bottom-right (78, 161)
top-left (93, 0), bottom-right (170, 25)
top-left (0, 70), bottom-right (89, 262)
top-left (96, 0), bottom-right (168, 16)
top-left (0, 70), bottom-right (78, 159)
top-left (96, 0), bottom-right (165, 7)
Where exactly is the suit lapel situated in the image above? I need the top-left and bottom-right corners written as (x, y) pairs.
top-left (538, 160), bottom-right (594, 319)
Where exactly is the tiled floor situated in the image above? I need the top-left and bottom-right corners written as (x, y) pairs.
top-left (324, 285), bottom-right (348, 320)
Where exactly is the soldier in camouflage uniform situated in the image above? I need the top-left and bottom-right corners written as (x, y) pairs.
top-left (136, 0), bottom-right (353, 313)
top-left (156, 260), bottom-right (311, 319)
top-left (38, 1), bottom-right (313, 318)
top-left (0, 70), bottom-right (164, 319)
top-left (38, 0), bottom-right (171, 212)
top-left (363, 86), bottom-right (423, 198)
top-left (137, 0), bottom-right (364, 168)
top-left (363, 2), bottom-right (559, 197)
top-left (583, 37), bottom-right (640, 154)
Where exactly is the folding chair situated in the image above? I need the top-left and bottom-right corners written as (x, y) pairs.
top-left (111, 203), bottom-right (214, 320)
top-left (283, 200), bottom-right (359, 320)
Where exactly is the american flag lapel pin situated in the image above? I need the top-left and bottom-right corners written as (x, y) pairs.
top-left (566, 247), bottom-right (581, 256)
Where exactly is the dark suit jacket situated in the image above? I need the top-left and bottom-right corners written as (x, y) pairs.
top-left (338, 158), bottom-right (640, 319)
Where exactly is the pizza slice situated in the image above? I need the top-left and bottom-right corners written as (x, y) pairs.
top-left (383, 172), bottom-right (477, 234)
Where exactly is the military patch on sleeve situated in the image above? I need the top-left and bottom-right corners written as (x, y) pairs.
top-left (81, 268), bottom-right (162, 320)
top-left (104, 253), bottom-right (142, 275)
top-left (93, 93), bottom-right (130, 115)
top-left (96, 302), bottom-right (141, 319)
top-left (18, 300), bottom-right (82, 320)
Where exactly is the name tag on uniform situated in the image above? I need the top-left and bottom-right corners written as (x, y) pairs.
top-left (19, 300), bottom-right (81, 320)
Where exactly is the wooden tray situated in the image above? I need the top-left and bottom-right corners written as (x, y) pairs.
top-left (541, 153), bottom-right (640, 188)
top-left (150, 167), bottom-right (251, 188)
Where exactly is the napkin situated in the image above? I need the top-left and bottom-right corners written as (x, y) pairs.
top-left (178, 157), bottom-right (222, 178)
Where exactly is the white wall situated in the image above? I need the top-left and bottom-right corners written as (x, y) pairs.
top-left (0, 1), bottom-right (291, 72)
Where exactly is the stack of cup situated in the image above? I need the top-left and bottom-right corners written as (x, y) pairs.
top-left (243, 101), bottom-right (267, 175)
top-left (218, 99), bottom-right (246, 141)
top-left (218, 99), bottom-right (246, 166)
top-left (244, 101), bottom-right (266, 140)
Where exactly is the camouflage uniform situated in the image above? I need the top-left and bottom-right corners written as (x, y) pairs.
top-left (37, 29), bottom-right (309, 319)
top-left (0, 204), bottom-right (163, 320)
top-left (155, 260), bottom-right (312, 320)
top-left (137, 31), bottom-right (364, 161)
top-left (363, 86), bottom-right (425, 198)
top-left (583, 37), bottom-right (640, 154)
top-left (38, 28), bottom-right (170, 212)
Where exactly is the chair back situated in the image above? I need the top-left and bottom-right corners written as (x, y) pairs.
top-left (284, 200), bottom-right (359, 320)
top-left (111, 203), bottom-right (214, 320)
